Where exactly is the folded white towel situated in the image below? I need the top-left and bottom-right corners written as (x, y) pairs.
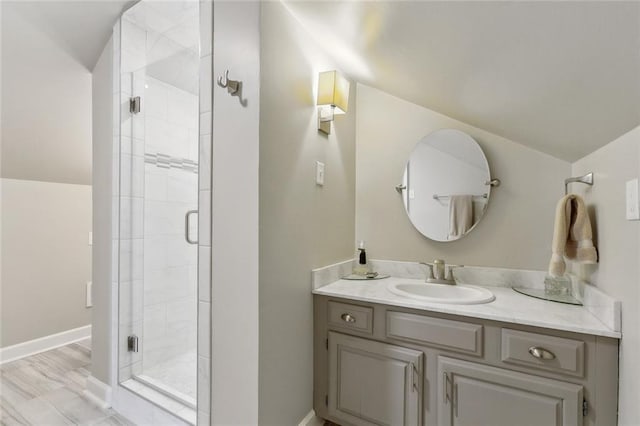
top-left (448, 195), bottom-right (473, 239)
top-left (549, 194), bottom-right (598, 277)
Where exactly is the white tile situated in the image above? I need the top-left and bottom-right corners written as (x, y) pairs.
top-left (197, 356), bottom-right (210, 413)
top-left (199, 111), bottom-right (211, 136)
top-left (168, 169), bottom-right (198, 203)
top-left (167, 235), bottom-right (198, 268)
top-left (119, 197), bottom-right (144, 239)
top-left (119, 239), bottom-right (143, 282)
top-left (121, 19), bottom-right (146, 59)
top-left (132, 112), bottom-right (145, 142)
top-left (121, 72), bottom-right (132, 96)
top-left (199, 55), bottom-right (212, 113)
top-left (120, 155), bottom-right (144, 198)
top-left (198, 246), bottom-right (211, 302)
top-left (198, 190), bottom-right (211, 246)
top-left (197, 410), bottom-right (210, 425)
top-left (144, 200), bottom-right (170, 236)
top-left (166, 298), bottom-right (197, 336)
top-left (199, 134), bottom-right (211, 191)
top-left (143, 268), bottom-right (170, 307)
top-left (121, 136), bottom-right (144, 157)
top-left (146, 30), bottom-right (186, 69)
top-left (144, 235), bottom-right (168, 272)
top-left (199, 0), bottom-right (212, 57)
top-left (197, 301), bottom-right (210, 357)
top-left (119, 280), bottom-right (144, 324)
top-left (145, 77), bottom-right (168, 120)
top-left (144, 167), bottom-right (168, 201)
top-left (168, 88), bottom-right (198, 128)
top-left (121, 48), bottom-right (146, 74)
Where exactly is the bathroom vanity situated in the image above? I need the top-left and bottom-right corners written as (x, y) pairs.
top-left (312, 277), bottom-right (620, 426)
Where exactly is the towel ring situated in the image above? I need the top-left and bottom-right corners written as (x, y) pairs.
top-left (564, 172), bottom-right (593, 195)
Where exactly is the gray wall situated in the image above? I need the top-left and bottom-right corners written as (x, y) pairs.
top-left (0, 179), bottom-right (92, 347)
top-left (0, 2), bottom-right (93, 349)
top-left (90, 37), bottom-right (114, 384)
top-left (0, 3), bottom-right (92, 185)
top-left (259, 2), bottom-right (357, 424)
top-left (570, 125), bottom-right (640, 426)
top-left (211, 1), bottom-right (261, 424)
top-left (356, 85), bottom-right (571, 270)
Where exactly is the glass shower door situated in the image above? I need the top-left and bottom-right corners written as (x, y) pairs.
top-left (118, 0), bottom-right (200, 413)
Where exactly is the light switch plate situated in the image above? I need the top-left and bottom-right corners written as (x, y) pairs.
top-left (626, 179), bottom-right (639, 220)
top-left (316, 161), bottom-right (325, 186)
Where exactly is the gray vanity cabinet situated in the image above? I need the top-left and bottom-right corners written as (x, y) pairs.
top-left (328, 332), bottom-right (423, 426)
top-left (438, 357), bottom-right (583, 426)
top-left (314, 295), bottom-right (619, 426)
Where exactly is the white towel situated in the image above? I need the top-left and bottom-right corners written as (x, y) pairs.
top-left (548, 194), bottom-right (598, 277)
top-left (448, 195), bottom-right (473, 239)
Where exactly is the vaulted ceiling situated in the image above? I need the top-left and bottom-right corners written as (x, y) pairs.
top-left (283, 1), bottom-right (640, 162)
top-left (2, 1), bottom-right (131, 71)
top-left (5, 1), bottom-right (640, 162)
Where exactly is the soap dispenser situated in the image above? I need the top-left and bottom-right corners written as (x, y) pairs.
top-left (353, 241), bottom-right (369, 276)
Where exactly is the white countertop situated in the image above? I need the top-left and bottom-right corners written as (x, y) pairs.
top-left (312, 277), bottom-right (621, 338)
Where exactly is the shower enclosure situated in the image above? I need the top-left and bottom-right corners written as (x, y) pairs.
top-left (115, 1), bottom-right (211, 423)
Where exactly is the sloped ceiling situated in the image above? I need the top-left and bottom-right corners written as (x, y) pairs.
top-left (5, 1), bottom-right (639, 161)
top-left (283, 1), bottom-right (640, 162)
top-left (2, 0), bottom-right (132, 71)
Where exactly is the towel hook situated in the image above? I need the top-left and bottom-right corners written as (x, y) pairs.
top-left (564, 172), bottom-right (593, 195)
top-left (217, 70), bottom-right (241, 96)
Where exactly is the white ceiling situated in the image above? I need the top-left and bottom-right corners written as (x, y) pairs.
top-left (2, 1), bottom-right (132, 71)
top-left (283, 1), bottom-right (640, 162)
top-left (5, 1), bottom-right (639, 161)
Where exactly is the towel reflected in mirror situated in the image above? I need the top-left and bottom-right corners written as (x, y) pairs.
top-left (448, 195), bottom-right (474, 239)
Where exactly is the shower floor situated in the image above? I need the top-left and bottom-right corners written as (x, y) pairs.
top-left (139, 350), bottom-right (197, 405)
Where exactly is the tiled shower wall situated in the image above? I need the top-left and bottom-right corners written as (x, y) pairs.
top-left (115, 1), bottom-right (212, 422)
top-left (143, 76), bottom-right (199, 370)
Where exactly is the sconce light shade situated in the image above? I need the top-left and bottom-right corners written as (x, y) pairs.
top-left (317, 70), bottom-right (350, 134)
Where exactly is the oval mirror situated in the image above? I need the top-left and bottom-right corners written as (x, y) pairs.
top-left (399, 129), bottom-right (493, 242)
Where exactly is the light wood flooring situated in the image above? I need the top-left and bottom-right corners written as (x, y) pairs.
top-left (0, 339), bottom-right (131, 426)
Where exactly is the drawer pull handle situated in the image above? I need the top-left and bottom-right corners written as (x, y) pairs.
top-left (528, 346), bottom-right (556, 360)
top-left (341, 313), bottom-right (356, 323)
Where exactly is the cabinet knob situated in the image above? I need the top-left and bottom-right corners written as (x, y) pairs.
top-left (341, 313), bottom-right (356, 323)
top-left (528, 346), bottom-right (556, 360)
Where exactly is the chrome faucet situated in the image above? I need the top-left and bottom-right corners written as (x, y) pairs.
top-left (419, 260), bottom-right (463, 285)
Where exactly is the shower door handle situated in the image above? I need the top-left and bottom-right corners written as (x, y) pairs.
top-left (185, 210), bottom-right (198, 245)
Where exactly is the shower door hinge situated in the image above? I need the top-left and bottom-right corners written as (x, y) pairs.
top-left (127, 335), bottom-right (139, 352)
top-left (129, 96), bottom-right (141, 114)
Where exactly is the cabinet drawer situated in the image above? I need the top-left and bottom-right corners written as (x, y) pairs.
top-left (328, 301), bottom-right (373, 334)
top-left (386, 312), bottom-right (483, 356)
top-left (501, 329), bottom-right (585, 377)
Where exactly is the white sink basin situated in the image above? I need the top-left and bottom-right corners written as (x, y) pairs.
top-left (387, 282), bottom-right (495, 305)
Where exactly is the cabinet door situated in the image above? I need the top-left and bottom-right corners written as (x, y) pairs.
top-left (438, 357), bottom-right (583, 426)
top-left (328, 332), bottom-right (423, 426)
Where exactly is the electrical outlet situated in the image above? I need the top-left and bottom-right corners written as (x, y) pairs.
top-left (86, 282), bottom-right (92, 308)
top-left (626, 179), bottom-right (640, 220)
top-left (316, 161), bottom-right (325, 186)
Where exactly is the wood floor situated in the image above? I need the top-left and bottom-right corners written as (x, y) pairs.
top-left (0, 339), bottom-right (132, 426)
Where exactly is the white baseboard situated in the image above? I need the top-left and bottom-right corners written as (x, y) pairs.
top-left (298, 410), bottom-right (323, 426)
top-left (0, 325), bottom-right (91, 364)
top-left (84, 375), bottom-right (112, 409)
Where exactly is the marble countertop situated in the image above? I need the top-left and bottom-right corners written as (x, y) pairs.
top-left (312, 276), bottom-right (621, 338)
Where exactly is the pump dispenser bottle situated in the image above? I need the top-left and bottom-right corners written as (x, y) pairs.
top-left (353, 240), bottom-right (369, 276)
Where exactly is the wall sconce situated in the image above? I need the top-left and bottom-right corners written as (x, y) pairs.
top-left (317, 70), bottom-right (350, 135)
